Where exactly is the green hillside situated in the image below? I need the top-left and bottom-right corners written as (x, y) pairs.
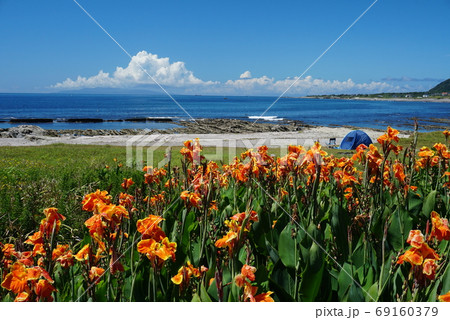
top-left (428, 78), bottom-right (450, 94)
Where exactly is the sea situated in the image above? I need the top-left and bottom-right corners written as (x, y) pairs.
top-left (0, 93), bottom-right (449, 131)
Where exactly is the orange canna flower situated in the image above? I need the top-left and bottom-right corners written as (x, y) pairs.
top-left (241, 283), bottom-right (274, 302)
top-left (443, 130), bottom-right (450, 139)
top-left (418, 242), bottom-right (440, 261)
top-left (215, 229), bottom-right (238, 255)
top-left (15, 251), bottom-right (34, 267)
top-left (390, 144), bottom-right (403, 156)
top-left (137, 238), bottom-right (158, 255)
top-left (119, 192), bottom-right (135, 208)
top-left (137, 237), bottom-right (177, 265)
top-left (418, 147), bottom-right (434, 158)
top-left (386, 126), bottom-right (400, 141)
top-left (57, 252), bottom-right (74, 269)
top-left (43, 207), bottom-right (65, 221)
top-left (51, 244), bottom-right (74, 268)
top-left (243, 283), bottom-right (258, 302)
top-left (215, 219), bottom-right (241, 246)
top-left (89, 266), bottom-right (105, 284)
top-left (209, 200), bottom-right (218, 211)
top-left (192, 138), bottom-right (203, 165)
top-left (407, 230), bottom-right (425, 248)
top-left (121, 178), bottom-right (134, 190)
top-left (201, 266), bottom-right (209, 273)
top-left (235, 274), bottom-right (246, 288)
top-left (81, 190), bottom-right (111, 211)
top-left (231, 211), bottom-right (259, 224)
top-left (156, 237), bottom-right (177, 261)
top-left (393, 161), bottom-right (406, 185)
top-left (74, 244), bottom-right (91, 262)
top-left (97, 203), bottom-right (129, 222)
top-left (433, 143), bottom-right (449, 158)
top-left (240, 264), bottom-right (256, 282)
top-left (216, 210), bottom-right (259, 256)
top-left (367, 144), bottom-right (383, 163)
top-left (300, 142), bottom-right (327, 167)
top-left (180, 190), bottom-right (202, 208)
top-left (84, 213), bottom-right (105, 243)
top-left (27, 267), bottom-right (43, 281)
top-left (147, 193), bottom-right (165, 207)
top-left (1, 262), bottom-right (54, 300)
top-left (171, 261), bottom-right (202, 289)
top-left (351, 144), bottom-right (368, 163)
top-left (366, 144), bottom-right (384, 179)
top-left (429, 211), bottom-right (450, 242)
top-left (34, 267), bottom-right (53, 282)
top-left (164, 177), bottom-right (178, 189)
top-left (439, 290), bottom-right (450, 302)
top-left (344, 187), bottom-right (353, 200)
top-left (397, 248), bottom-right (423, 266)
top-left (1, 262), bottom-right (30, 294)
top-left (377, 126), bottom-right (400, 145)
top-left (255, 291), bottom-right (275, 302)
top-left (136, 215), bottom-right (166, 240)
top-left (2, 243), bottom-right (16, 258)
top-left (422, 259), bottom-right (437, 280)
top-left (52, 244), bottom-right (69, 260)
top-left (40, 207), bottom-right (66, 237)
top-left (31, 243), bottom-right (46, 257)
top-left (333, 170), bottom-right (359, 188)
top-left (171, 273), bottom-right (183, 285)
top-left (288, 145), bottom-right (305, 155)
top-left (35, 279), bottom-right (56, 301)
top-left (279, 188), bottom-right (289, 200)
top-left (180, 139), bottom-right (204, 164)
top-left (24, 231), bottom-right (44, 246)
top-left (14, 292), bottom-right (30, 302)
top-left (235, 264), bottom-right (260, 290)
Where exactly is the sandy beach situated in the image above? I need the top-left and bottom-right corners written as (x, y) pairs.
top-left (0, 124), bottom-right (407, 148)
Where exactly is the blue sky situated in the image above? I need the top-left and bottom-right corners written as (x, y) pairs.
top-left (0, 0), bottom-right (449, 95)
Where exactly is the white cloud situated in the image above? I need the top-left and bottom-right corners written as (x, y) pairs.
top-left (239, 70), bottom-right (252, 79)
top-left (215, 76), bottom-right (396, 95)
top-left (53, 51), bottom-right (215, 89)
top-left (53, 50), bottom-right (399, 95)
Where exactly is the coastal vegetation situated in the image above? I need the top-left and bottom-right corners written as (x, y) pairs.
top-left (305, 78), bottom-right (450, 100)
top-left (429, 79), bottom-right (450, 95)
top-left (0, 128), bottom-right (449, 302)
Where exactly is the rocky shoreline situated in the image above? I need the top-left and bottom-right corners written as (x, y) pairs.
top-left (0, 118), bottom-right (311, 139)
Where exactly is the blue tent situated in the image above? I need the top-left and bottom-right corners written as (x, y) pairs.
top-left (339, 130), bottom-right (373, 150)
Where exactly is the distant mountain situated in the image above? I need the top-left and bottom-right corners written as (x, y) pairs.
top-left (57, 86), bottom-right (163, 95)
top-left (428, 78), bottom-right (450, 94)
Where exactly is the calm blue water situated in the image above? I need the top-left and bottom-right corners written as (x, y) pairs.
top-left (0, 93), bottom-right (448, 131)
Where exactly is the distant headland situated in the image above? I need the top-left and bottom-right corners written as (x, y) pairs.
top-left (296, 78), bottom-right (450, 102)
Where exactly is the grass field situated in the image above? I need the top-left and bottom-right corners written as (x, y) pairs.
top-left (0, 144), bottom-right (254, 241)
top-left (0, 131), bottom-right (446, 241)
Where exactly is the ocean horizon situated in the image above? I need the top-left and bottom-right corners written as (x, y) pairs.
top-left (0, 93), bottom-right (449, 131)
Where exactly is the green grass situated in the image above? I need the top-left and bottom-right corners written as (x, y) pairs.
top-left (401, 130), bottom-right (448, 148)
top-left (0, 130), bottom-right (446, 242)
top-left (0, 144), bottom-right (136, 242)
top-left (0, 144), bottom-right (253, 241)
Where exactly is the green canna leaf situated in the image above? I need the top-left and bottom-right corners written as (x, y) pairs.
top-left (200, 283), bottom-right (212, 302)
top-left (278, 224), bottom-right (298, 269)
top-left (422, 190), bottom-right (436, 218)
